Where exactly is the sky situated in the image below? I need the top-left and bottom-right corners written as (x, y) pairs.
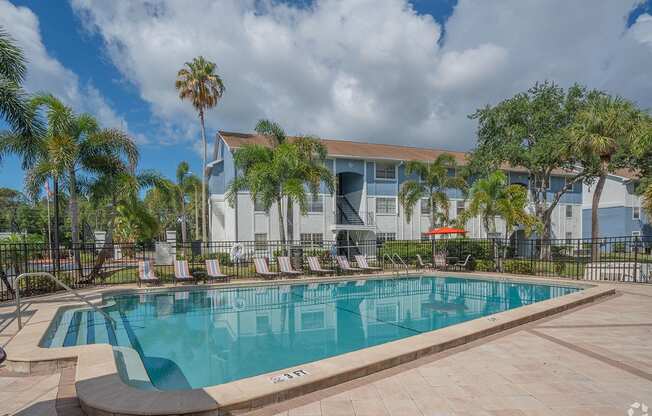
top-left (1, 0), bottom-right (652, 192)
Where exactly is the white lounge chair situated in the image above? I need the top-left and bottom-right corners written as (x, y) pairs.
top-left (336, 256), bottom-right (362, 273)
top-left (205, 259), bottom-right (229, 282)
top-left (174, 260), bottom-right (196, 284)
top-left (307, 256), bottom-right (334, 275)
top-left (138, 261), bottom-right (160, 286)
top-left (253, 257), bottom-right (280, 279)
top-left (453, 254), bottom-right (472, 270)
top-left (277, 256), bottom-right (302, 277)
top-left (354, 255), bottom-right (381, 272)
top-left (416, 254), bottom-right (433, 270)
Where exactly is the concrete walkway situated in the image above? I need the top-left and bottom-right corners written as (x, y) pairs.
top-left (1, 283), bottom-right (651, 416)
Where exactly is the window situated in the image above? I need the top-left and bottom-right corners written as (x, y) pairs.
top-left (564, 177), bottom-right (577, 192)
top-left (254, 233), bottom-right (267, 251)
top-left (376, 233), bottom-right (396, 244)
top-left (256, 315), bottom-right (270, 334)
top-left (254, 195), bottom-right (267, 213)
top-left (633, 207), bottom-right (641, 220)
top-left (456, 200), bottom-right (465, 217)
top-left (376, 197), bottom-right (396, 214)
top-left (306, 195), bottom-right (323, 213)
top-left (632, 231), bottom-right (641, 237)
top-left (376, 304), bottom-right (397, 322)
top-left (447, 168), bottom-right (456, 177)
top-left (420, 199), bottom-right (431, 215)
top-left (375, 162), bottom-right (396, 180)
top-left (565, 232), bottom-right (573, 244)
top-left (565, 205), bottom-right (573, 218)
top-left (301, 311), bottom-right (324, 330)
top-left (300, 233), bottom-right (323, 246)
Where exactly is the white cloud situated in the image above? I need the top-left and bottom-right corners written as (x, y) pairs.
top-left (70, 0), bottom-right (652, 151)
top-left (0, 0), bottom-right (138, 140)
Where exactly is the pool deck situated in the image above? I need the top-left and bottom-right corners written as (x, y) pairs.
top-left (1, 272), bottom-right (649, 415)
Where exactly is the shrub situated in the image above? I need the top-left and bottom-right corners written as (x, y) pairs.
top-left (612, 242), bottom-right (626, 253)
top-left (473, 259), bottom-right (496, 272)
top-left (433, 238), bottom-right (493, 261)
top-left (503, 259), bottom-right (535, 275)
top-left (378, 241), bottom-right (431, 262)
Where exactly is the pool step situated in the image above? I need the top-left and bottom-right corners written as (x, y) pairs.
top-left (52, 310), bottom-right (134, 350)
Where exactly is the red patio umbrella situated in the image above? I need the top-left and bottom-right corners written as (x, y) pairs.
top-left (423, 227), bottom-right (467, 236)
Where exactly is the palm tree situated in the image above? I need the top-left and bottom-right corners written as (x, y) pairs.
top-left (23, 95), bottom-right (137, 266)
top-left (398, 154), bottom-right (466, 229)
top-left (157, 161), bottom-right (200, 243)
top-left (570, 94), bottom-right (646, 259)
top-left (0, 28), bottom-right (38, 139)
top-left (175, 56), bottom-right (225, 242)
top-left (643, 182), bottom-right (652, 218)
top-left (226, 121), bottom-right (333, 244)
top-left (458, 171), bottom-right (537, 237)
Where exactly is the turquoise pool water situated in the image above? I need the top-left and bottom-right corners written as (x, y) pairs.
top-left (41, 276), bottom-right (579, 390)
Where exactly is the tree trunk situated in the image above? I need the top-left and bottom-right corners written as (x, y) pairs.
top-left (86, 197), bottom-right (117, 283)
top-left (591, 171), bottom-right (607, 261)
top-left (52, 176), bottom-right (61, 274)
top-left (286, 198), bottom-right (293, 242)
top-left (277, 198), bottom-right (286, 245)
top-left (69, 169), bottom-right (84, 279)
top-left (199, 109), bottom-right (208, 243)
top-left (195, 185), bottom-right (200, 240)
top-left (430, 196), bottom-right (435, 230)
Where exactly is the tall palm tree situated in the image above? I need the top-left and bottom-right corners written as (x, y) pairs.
top-left (458, 171), bottom-right (537, 237)
top-left (226, 121), bottom-right (333, 244)
top-left (570, 95), bottom-right (646, 259)
top-left (175, 56), bottom-right (225, 242)
top-left (398, 154), bottom-right (466, 229)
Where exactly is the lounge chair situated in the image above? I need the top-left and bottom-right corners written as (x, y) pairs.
top-left (253, 257), bottom-right (280, 279)
top-left (354, 255), bottom-right (381, 272)
top-left (138, 261), bottom-right (160, 286)
top-left (453, 254), bottom-right (472, 270)
top-left (336, 256), bottom-right (363, 274)
top-left (174, 260), bottom-right (197, 284)
top-left (205, 259), bottom-right (229, 282)
top-left (416, 254), bottom-right (433, 270)
top-left (277, 256), bottom-right (302, 277)
top-left (307, 256), bottom-right (334, 275)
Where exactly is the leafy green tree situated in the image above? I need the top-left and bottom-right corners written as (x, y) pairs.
top-left (176, 56), bottom-right (225, 242)
top-left (226, 120), bottom-right (334, 244)
top-left (569, 94), bottom-right (649, 257)
top-left (153, 161), bottom-right (200, 242)
top-left (458, 171), bottom-right (538, 238)
top-left (469, 82), bottom-right (593, 242)
top-left (398, 154), bottom-right (466, 229)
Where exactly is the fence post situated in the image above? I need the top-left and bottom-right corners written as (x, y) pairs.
top-left (634, 236), bottom-right (639, 283)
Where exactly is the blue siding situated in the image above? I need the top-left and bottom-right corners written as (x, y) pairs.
top-left (582, 206), bottom-right (641, 238)
top-left (335, 158), bottom-right (364, 175)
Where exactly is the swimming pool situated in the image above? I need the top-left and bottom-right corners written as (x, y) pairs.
top-left (41, 275), bottom-right (579, 390)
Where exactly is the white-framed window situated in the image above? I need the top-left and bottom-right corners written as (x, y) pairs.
top-left (447, 168), bottom-right (456, 177)
top-left (456, 200), bottom-right (465, 217)
top-left (254, 233), bottom-right (267, 251)
top-left (301, 311), bottom-right (324, 330)
top-left (633, 206), bottom-right (641, 220)
top-left (565, 231), bottom-right (573, 244)
top-left (564, 177), bottom-right (577, 192)
top-left (376, 197), bottom-right (396, 214)
top-left (376, 304), bottom-right (398, 322)
top-left (375, 162), bottom-right (396, 180)
top-left (632, 230), bottom-right (641, 237)
top-left (254, 195), bottom-right (267, 213)
top-left (376, 232), bottom-right (396, 243)
top-left (420, 199), bottom-right (431, 215)
top-left (306, 194), bottom-right (323, 213)
top-left (565, 205), bottom-right (573, 218)
top-left (300, 233), bottom-right (323, 246)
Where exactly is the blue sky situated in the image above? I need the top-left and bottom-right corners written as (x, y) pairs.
top-left (1, 0), bottom-right (651, 193)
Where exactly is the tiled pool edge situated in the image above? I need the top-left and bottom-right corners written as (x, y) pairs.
top-left (3, 275), bottom-right (615, 416)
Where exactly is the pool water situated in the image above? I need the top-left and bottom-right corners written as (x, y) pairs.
top-left (41, 276), bottom-right (579, 390)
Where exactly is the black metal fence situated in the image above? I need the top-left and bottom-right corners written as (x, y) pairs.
top-left (1, 235), bottom-right (650, 302)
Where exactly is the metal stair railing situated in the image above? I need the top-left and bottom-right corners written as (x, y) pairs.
top-left (392, 253), bottom-right (410, 275)
top-left (14, 272), bottom-right (116, 330)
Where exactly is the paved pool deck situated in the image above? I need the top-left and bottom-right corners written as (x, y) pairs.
top-left (0, 274), bottom-right (649, 416)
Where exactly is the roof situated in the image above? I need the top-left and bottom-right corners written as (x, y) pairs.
top-left (219, 131), bottom-right (468, 164)
top-left (217, 131), bottom-right (575, 175)
top-left (611, 168), bottom-right (640, 180)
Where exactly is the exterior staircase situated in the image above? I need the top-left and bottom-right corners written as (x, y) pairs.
top-left (336, 196), bottom-right (364, 225)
